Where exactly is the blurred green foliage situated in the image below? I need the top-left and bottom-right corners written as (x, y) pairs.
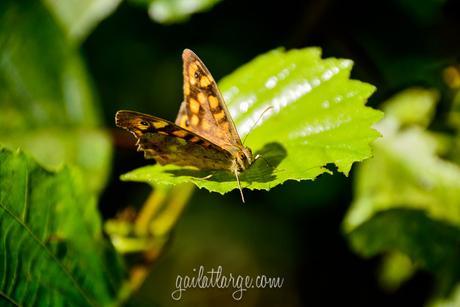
top-left (43, 0), bottom-right (122, 44)
top-left (0, 1), bottom-right (125, 305)
top-left (128, 196), bottom-right (300, 306)
top-left (430, 285), bottom-right (460, 307)
top-left (348, 209), bottom-right (460, 294)
top-left (378, 252), bottom-right (416, 291)
top-left (344, 87), bottom-right (460, 302)
top-left (0, 0), bottom-right (111, 193)
top-left (130, 0), bottom-right (222, 24)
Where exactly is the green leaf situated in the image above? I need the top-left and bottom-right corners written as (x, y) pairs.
top-left (344, 88), bottom-right (460, 296)
top-left (0, 0), bottom-right (111, 193)
top-left (43, 0), bottom-right (123, 44)
top-left (0, 148), bottom-right (124, 306)
top-left (142, 0), bottom-right (222, 24)
top-left (121, 48), bottom-right (382, 195)
top-left (348, 208), bottom-right (460, 295)
top-left (344, 88), bottom-right (460, 231)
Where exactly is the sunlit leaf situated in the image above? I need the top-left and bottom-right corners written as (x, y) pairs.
top-left (121, 48), bottom-right (383, 195)
top-left (0, 148), bottom-right (124, 306)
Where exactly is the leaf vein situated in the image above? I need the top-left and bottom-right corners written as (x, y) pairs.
top-left (0, 288), bottom-right (20, 306)
top-left (0, 201), bottom-right (96, 307)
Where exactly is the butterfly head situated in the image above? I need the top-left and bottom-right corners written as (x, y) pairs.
top-left (234, 146), bottom-right (254, 171)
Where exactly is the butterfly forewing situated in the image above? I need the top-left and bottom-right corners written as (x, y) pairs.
top-left (116, 110), bottom-right (234, 170)
top-left (177, 49), bottom-right (243, 151)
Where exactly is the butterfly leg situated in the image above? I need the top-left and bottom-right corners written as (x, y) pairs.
top-left (234, 169), bottom-right (245, 203)
top-left (197, 174), bottom-right (213, 180)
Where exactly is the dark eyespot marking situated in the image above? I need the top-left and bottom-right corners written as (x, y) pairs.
top-left (140, 121), bottom-right (149, 126)
top-left (194, 71), bottom-right (200, 79)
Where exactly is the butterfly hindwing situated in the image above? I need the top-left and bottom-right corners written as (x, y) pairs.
top-left (177, 49), bottom-right (243, 151)
top-left (116, 110), bottom-right (234, 170)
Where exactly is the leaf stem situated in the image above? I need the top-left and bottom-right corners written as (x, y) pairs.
top-left (134, 185), bottom-right (169, 236)
top-left (131, 183), bottom-right (194, 288)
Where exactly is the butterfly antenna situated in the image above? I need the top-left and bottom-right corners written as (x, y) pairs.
top-left (242, 105), bottom-right (274, 145)
top-left (234, 170), bottom-right (245, 203)
top-left (254, 154), bottom-right (274, 169)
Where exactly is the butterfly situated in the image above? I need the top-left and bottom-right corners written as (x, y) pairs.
top-left (116, 49), bottom-right (254, 202)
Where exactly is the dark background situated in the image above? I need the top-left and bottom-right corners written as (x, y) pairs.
top-left (83, 0), bottom-right (459, 305)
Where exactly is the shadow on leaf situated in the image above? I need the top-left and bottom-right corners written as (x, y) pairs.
top-left (165, 142), bottom-right (287, 184)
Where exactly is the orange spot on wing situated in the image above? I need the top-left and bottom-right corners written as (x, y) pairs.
top-left (209, 95), bottom-right (219, 109)
top-left (221, 122), bottom-right (230, 131)
top-left (179, 115), bottom-right (188, 128)
top-left (184, 83), bottom-right (190, 95)
top-left (214, 110), bottom-right (225, 121)
top-left (153, 121), bottom-right (168, 129)
top-left (173, 130), bottom-right (188, 138)
top-left (190, 98), bottom-right (200, 114)
top-left (188, 63), bottom-right (198, 85)
top-left (197, 92), bottom-right (206, 103)
top-left (200, 76), bottom-right (211, 87)
top-left (191, 114), bottom-right (200, 126)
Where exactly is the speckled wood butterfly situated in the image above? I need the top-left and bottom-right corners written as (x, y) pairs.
top-left (116, 49), bottom-right (254, 202)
